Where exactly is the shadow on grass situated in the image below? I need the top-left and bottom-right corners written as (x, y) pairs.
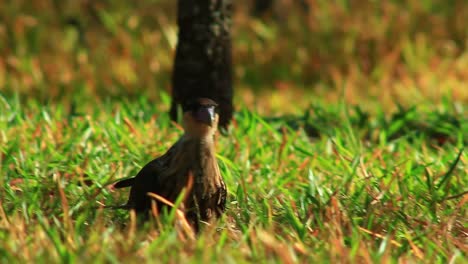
top-left (262, 104), bottom-right (467, 146)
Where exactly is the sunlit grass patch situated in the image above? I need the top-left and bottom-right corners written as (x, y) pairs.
top-left (1, 92), bottom-right (466, 262)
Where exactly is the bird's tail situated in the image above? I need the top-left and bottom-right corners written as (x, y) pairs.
top-left (113, 177), bottom-right (135, 188)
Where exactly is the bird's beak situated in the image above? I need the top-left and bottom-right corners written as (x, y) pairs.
top-left (194, 106), bottom-right (215, 126)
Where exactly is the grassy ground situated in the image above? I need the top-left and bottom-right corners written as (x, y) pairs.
top-left (1, 0), bottom-right (467, 263)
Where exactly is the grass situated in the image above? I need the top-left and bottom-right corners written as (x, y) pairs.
top-left (1, 0), bottom-right (467, 263)
top-left (1, 94), bottom-right (466, 262)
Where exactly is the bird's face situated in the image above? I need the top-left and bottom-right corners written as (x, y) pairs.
top-left (182, 98), bottom-right (219, 138)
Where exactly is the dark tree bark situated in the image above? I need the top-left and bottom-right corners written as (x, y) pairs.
top-left (252, 0), bottom-right (310, 17)
top-left (252, 0), bottom-right (274, 16)
top-left (171, 0), bottom-right (234, 130)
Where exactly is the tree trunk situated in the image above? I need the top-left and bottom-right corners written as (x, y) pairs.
top-left (171, 0), bottom-right (233, 130)
top-left (253, 0), bottom-right (274, 16)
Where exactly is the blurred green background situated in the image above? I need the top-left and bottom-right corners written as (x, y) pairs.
top-left (1, 0), bottom-right (467, 108)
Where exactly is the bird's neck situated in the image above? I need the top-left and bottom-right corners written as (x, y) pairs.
top-left (179, 134), bottom-right (218, 181)
top-left (182, 133), bottom-right (215, 146)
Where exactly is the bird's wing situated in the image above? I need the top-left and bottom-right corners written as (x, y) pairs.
top-left (125, 141), bottom-right (182, 210)
top-left (215, 172), bottom-right (227, 216)
top-left (113, 140), bottom-right (179, 189)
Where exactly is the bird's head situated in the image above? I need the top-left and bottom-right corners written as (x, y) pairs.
top-left (182, 98), bottom-right (219, 138)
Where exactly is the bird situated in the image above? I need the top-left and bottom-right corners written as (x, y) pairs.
top-left (113, 98), bottom-right (227, 230)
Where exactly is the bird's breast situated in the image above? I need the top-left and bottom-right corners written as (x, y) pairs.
top-left (165, 139), bottom-right (222, 199)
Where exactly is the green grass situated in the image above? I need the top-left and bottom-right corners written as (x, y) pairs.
top-left (1, 93), bottom-right (466, 262)
top-left (1, 0), bottom-right (468, 262)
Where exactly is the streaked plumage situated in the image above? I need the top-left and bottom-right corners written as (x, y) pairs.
top-left (114, 98), bottom-right (227, 228)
